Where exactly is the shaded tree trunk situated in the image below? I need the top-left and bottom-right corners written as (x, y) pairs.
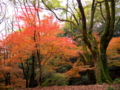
top-left (36, 50), bottom-right (42, 86)
top-left (84, 33), bottom-right (112, 84)
top-left (3, 72), bottom-right (11, 86)
top-left (93, 52), bottom-right (102, 84)
top-left (20, 60), bottom-right (29, 88)
top-left (100, 48), bottom-right (113, 83)
top-left (29, 53), bottom-right (35, 87)
top-left (76, 0), bottom-right (115, 84)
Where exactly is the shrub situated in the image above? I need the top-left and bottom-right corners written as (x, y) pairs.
top-left (113, 78), bottom-right (120, 84)
top-left (9, 87), bottom-right (15, 90)
top-left (42, 73), bottom-right (68, 86)
top-left (106, 86), bottom-right (114, 90)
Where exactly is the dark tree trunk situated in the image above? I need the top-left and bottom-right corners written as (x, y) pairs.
top-left (20, 60), bottom-right (29, 88)
top-left (29, 53), bottom-right (35, 87)
top-left (36, 50), bottom-right (42, 86)
top-left (3, 72), bottom-right (11, 86)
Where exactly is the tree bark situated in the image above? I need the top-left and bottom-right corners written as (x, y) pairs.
top-left (36, 50), bottom-right (42, 86)
top-left (3, 72), bottom-right (11, 86)
top-left (29, 53), bottom-right (35, 87)
top-left (20, 60), bottom-right (29, 88)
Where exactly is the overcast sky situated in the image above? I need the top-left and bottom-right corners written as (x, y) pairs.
top-left (0, 0), bottom-right (90, 39)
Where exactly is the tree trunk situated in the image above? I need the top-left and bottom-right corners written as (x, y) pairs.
top-left (36, 50), bottom-right (42, 86)
top-left (93, 53), bottom-right (102, 84)
top-left (26, 59), bottom-right (29, 88)
top-left (100, 48), bottom-right (113, 83)
top-left (91, 49), bottom-right (112, 84)
top-left (3, 72), bottom-right (11, 86)
top-left (20, 60), bottom-right (29, 88)
top-left (29, 53), bottom-right (35, 87)
top-left (85, 34), bottom-right (112, 84)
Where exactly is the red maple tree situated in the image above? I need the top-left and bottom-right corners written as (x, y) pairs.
top-left (0, 5), bottom-right (82, 87)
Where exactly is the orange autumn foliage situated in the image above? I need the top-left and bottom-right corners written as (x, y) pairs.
top-left (107, 37), bottom-right (120, 66)
top-left (2, 6), bottom-right (82, 68)
top-left (107, 37), bottom-right (120, 57)
top-left (64, 60), bottom-right (93, 80)
top-left (0, 6), bottom-right (84, 88)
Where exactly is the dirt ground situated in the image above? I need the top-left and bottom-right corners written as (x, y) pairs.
top-left (15, 84), bottom-right (120, 90)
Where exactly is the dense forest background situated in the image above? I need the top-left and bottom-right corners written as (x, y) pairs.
top-left (0, 0), bottom-right (120, 90)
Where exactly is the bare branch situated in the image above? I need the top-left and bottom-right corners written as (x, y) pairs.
top-left (98, 1), bottom-right (106, 22)
top-left (41, 0), bottom-right (82, 32)
top-left (89, 0), bottom-right (97, 33)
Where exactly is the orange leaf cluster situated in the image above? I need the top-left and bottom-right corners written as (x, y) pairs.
top-left (64, 60), bottom-right (93, 80)
top-left (107, 37), bottom-right (120, 56)
top-left (1, 6), bottom-right (82, 65)
top-left (107, 37), bottom-right (120, 66)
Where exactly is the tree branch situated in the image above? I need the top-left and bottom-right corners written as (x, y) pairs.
top-left (41, 0), bottom-right (82, 32)
top-left (89, 0), bottom-right (97, 33)
top-left (98, 1), bottom-right (106, 22)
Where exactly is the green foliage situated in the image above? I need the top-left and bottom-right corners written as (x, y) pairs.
top-left (80, 74), bottom-right (89, 83)
top-left (42, 73), bottom-right (68, 86)
top-left (113, 78), bottom-right (120, 84)
top-left (69, 73), bottom-right (89, 85)
top-left (106, 86), bottom-right (115, 90)
top-left (8, 87), bottom-right (15, 90)
top-left (78, 74), bottom-right (89, 85)
top-left (43, 0), bottom-right (62, 9)
top-left (35, 65), bottom-right (56, 80)
top-left (58, 66), bottom-right (68, 73)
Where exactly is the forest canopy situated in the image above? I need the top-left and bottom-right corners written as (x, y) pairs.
top-left (0, 0), bottom-right (120, 89)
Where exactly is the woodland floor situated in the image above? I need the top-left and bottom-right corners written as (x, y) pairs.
top-left (15, 84), bottom-right (120, 90)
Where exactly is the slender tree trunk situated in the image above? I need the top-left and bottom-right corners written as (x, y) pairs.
top-left (29, 53), bottom-right (35, 87)
top-left (20, 60), bottom-right (29, 88)
top-left (36, 50), bottom-right (42, 86)
top-left (26, 59), bottom-right (29, 88)
top-left (33, 28), bottom-right (42, 86)
top-left (3, 72), bottom-right (11, 86)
